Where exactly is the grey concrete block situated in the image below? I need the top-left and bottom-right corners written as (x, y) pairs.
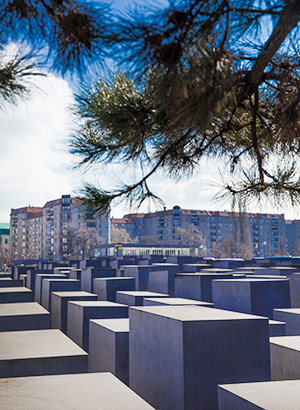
top-left (0, 287), bottom-right (32, 303)
top-left (129, 306), bottom-right (271, 410)
top-left (270, 336), bottom-right (300, 380)
top-left (144, 297), bottom-right (214, 307)
top-left (175, 273), bottom-right (234, 302)
top-left (122, 265), bottom-right (155, 291)
top-left (69, 269), bottom-right (82, 281)
top-left (269, 320), bottom-right (286, 337)
top-left (182, 264), bottom-right (211, 272)
top-left (116, 291), bottom-right (169, 306)
top-left (89, 318), bottom-right (129, 385)
top-left (0, 273), bottom-right (12, 279)
top-left (201, 268), bottom-right (234, 273)
top-left (0, 302), bottom-right (50, 332)
top-left (0, 372), bottom-right (154, 409)
top-left (289, 274), bottom-right (300, 307)
top-left (0, 279), bottom-right (23, 287)
top-left (213, 278), bottom-right (291, 319)
top-left (19, 274), bottom-right (27, 286)
top-left (41, 279), bottom-right (80, 311)
top-left (94, 277), bottom-right (135, 302)
top-left (218, 380), bottom-right (300, 410)
top-left (0, 329), bottom-right (87, 378)
top-left (81, 267), bottom-right (116, 292)
top-left (148, 270), bottom-right (176, 296)
top-left (273, 308), bottom-right (300, 335)
top-left (67, 301), bottom-right (128, 352)
top-left (34, 274), bottom-right (67, 303)
top-left (256, 267), bottom-right (297, 276)
top-left (26, 269), bottom-right (56, 296)
top-left (51, 291), bottom-right (97, 333)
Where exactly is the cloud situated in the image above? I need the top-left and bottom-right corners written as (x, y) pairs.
top-left (0, 72), bottom-right (77, 221)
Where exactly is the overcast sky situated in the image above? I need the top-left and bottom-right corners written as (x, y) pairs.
top-left (1, 0), bottom-right (299, 222)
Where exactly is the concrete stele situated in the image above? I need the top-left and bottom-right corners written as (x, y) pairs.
top-left (218, 380), bottom-right (300, 410)
top-left (212, 278), bottom-right (291, 319)
top-left (41, 279), bottom-right (80, 311)
top-left (273, 308), bottom-right (300, 335)
top-left (67, 301), bottom-right (128, 352)
top-left (0, 329), bottom-right (87, 378)
top-left (89, 318), bottom-right (130, 385)
top-left (51, 291), bottom-right (98, 333)
top-left (270, 335), bottom-right (300, 380)
top-left (93, 277), bottom-right (135, 302)
top-left (143, 297), bottom-right (214, 307)
top-left (0, 287), bottom-right (33, 303)
top-left (129, 305), bottom-right (271, 410)
top-left (116, 291), bottom-right (169, 306)
top-left (0, 302), bottom-right (50, 332)
top-left (0, 372), bottom-right (154, 409)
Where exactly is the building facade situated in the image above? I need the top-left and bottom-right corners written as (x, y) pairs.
top-left (10, 195), bottom-right (110, 261)
top-left (0, 222), bottom-right (10, 261)
top-left (113, 206), bottom-right (289, 257)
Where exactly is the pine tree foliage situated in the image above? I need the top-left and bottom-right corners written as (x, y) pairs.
top-left (71, 0), bottom-right (300, 214)
top-left (0, 0), bottom-right (112, 107)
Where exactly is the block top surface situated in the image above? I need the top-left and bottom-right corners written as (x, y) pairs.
top-left (130, 305), bottom-right (266, 321)
top-left (0, 329), bottom-right (87, 359)
top-left (68, 301), bottom-right (127, 308)
top-left (201, 268), bottom-right (233, 272)
top-left (269, 319), bottom-right (286, 325)
top-left (117, 291), bottom-right (168, 297)
top-left (184, 264), bottom-right (211, 267)
top-left (152, 263), bottom-right (179, 266)
top-left (0, 278), bottom-right (12, 281)
top-left (236, 266), bottom-right (260, 270)
top-left (90, 318), bottom-right (130, 332)
top-left (43, 279), bottom-right (79, 283)
top-left (52, 291), bottom-right (97, 298)
top-left (246, 274), bottom-right (288, 279)
top-left (214, 278), bottom-right (288, 283)
top-left (36, 274), bottom-right (66, 278)
top-left (0, 287), bottom-right (32, 293)
top-left (270, 335), bottom-right (300, 351)
top-left (0, 372), bottom-right (154, 409)
top-left (274, 308), bottom-right (300, 314)
top-left (94, 277), bottom-right (134, 282)
top-left (0, 302), bottom-right (49, 316)
top-left (123, 265), bottom-right (149, 268)
top-left (144, 297), bottom-right (213, 306)
top-left (219, 380), bottom-right (300, 410)
top-left (175, 273), bottom-right (233, 277)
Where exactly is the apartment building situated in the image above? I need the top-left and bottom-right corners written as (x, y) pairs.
top-left (10, 195), bottom-right (110, 261)
top-left (116, 206), bottom-right (287, 257)
top-left (0, 223), bottom-right (10, 258)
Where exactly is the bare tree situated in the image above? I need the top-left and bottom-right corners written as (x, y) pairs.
top-left (276, 235), bottom-right (288, 256)
top-left (110, 226), bottom-right (134, 244)
top-left (65, 226), bottom-right (100, 259)
top-left (175, 226), bottom-right (206, 256)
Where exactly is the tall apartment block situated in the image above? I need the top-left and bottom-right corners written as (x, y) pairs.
top-left (10, 195), bottom-right (110, 261)
top-left (112, 205), bottom-right (289, 257)
top-left (0, 223), bottom-right (10, 258)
